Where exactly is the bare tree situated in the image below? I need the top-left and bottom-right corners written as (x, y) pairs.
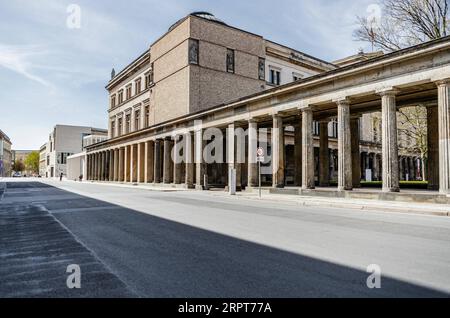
top-left (354, 0), bottom-right (448, 182)
top-left (354, 0), bottom-right (449, 52)
top-left (397, 106), bottom-right (428, 179)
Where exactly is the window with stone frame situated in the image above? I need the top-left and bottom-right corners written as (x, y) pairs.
top-left (313, 121), bottom-right (320, 136)
top-left (226, 49), bottom-right (235, 73)
top-left (111, 120), bottom-right (116, 138)
top-left (134, 109), bottom-right (140, 131)
top-left (135, 78), bottom-right (142, 95)
top-left (269, 68), bottom-right (281, 85)
top-left (189, 39), bottom-right (199, 65)
top-left (126, 85), bottom-right (132, 100)
top-left (111, 94), bottom-right (116, 108)
top-left (149, 63), bottom-right (154, 85)
top-left (125, 114), bottom-right (131, 134)
top-left (258, 58), bottom-right (265, 80)
top-left (118, 90), bottom-right (124, 104)
top-left (118, 117), bottom-right (123, 136)
top-left (145, 105), bottom-right (150, 127)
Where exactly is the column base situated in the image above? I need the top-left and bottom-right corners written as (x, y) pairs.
top-left (195, 185), bottom-right (204, 190)
top-left (338, 186), bottom-right (353, 191)
top-left (383, 187), bottom-right (400, 193)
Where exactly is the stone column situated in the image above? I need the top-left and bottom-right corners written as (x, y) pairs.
top-left (114, 149), bottom-right (119, 181)
top-left (302, 108), bottom-right (315, 189)
top-left (124, 145), bottom-right (130, 182)
top-left (185, 132), bottom-right (194, 188)
top-left (119, 148), bottom-right (124, 182)
top-left (195, 128), bottom-right (205, 189)
top-left (145, 141), bottom-right (154, 183)
top-left (227, 123), bottom-right (236, 190)
top-left (350, 118), bottom-right (361, 187)
top-left (154, 139), bottom-right (162, 183)
top-left (373, 153), bottom-right (379, 181)
top-left (437, 80), bottom-right (450, 195)
top-left (319, 121), bottom-right (329, 187)
top-left (109, 150), bottom-right (114, 181)
top-left (399, 157), bottom-right (404, 181)
top-left (427, 105), bottom-right (439, 190)
top-left (379, 89), bottom-right (400, 192)
top-left (86, 154), bottom-right (90, 180)
top-left (247, 120), bottom-right (258, 187)
top-left (138, 143), bottom-right (145, 183)
top-left (104, 151), bottom-right (108, 180)
top-left (99, 152), bottom-right (104, 181)
top-left (173, 136), bottom-right (182, 184)
top-left (92, 154), bottom-right (95, 180)
top-left (96, 152), bottom-right (101, 180)
top-left (337, 99), bottom-right (352, 191)
top-left (272, 114), bottom-right (285, 188)
top-left (408, 157), bottom-right (414, 181)
top-left (131, 146), bottom-right (136, 182)
top-left (163, 138), bottom-right (172, 184)
top-left (97, 153), bottom-right (101, 180)
top-left (294, 122), bottom-right (302, 186)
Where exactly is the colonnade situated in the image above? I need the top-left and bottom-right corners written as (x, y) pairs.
top-left (87, 81), bottom-right (450, 195)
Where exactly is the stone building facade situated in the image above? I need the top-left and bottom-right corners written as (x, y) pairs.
top-left (86, 13), bottom-right (450, 200)
top-left (0, 130), bottom-right (12, 177)
top-left (43, 125), bottom-right (107, 178)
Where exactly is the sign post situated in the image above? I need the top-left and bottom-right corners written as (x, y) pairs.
top-left (256, 147), bottom-right (264, 199)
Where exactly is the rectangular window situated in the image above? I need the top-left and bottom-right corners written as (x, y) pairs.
top-left (111, 121), bottom-right (116, 138)
top-left (313, 121), bottom-right (320, 136)
top-left (135, 78), bottom-right (141, 95)
top-left (134, 109), bottom-right (140, 131)
top-left (111, 95), bottom-right (116, 108)
top-left (269, 69), bottom-right (281, 85)
top-left (118, 90), bottom-right (124, 104)
top-left (118, 118), bottom-right (123, 136)
top-left (226, 49), bottom-right (235, 73)
top-left (125, 114), bottom-right (131, 134)
top-left (149, 63), bottom-right (154, 85)
top-left (126, 85), bottom-right (132, 100)
top-left (189, 39), bottom-right (199, 65)
top-left (258, 58), bottom-right (265, 80)
top-left (145, 106), bottom-right (150, 127)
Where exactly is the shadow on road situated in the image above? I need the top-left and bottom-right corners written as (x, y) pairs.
top-left (1, 181), bottom-right (449, 298)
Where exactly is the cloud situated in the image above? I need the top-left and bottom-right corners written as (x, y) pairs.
top-left (0, 44), bottom-right (53, 87)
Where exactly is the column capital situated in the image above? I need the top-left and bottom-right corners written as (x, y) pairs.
top-left (435, 78), bottom-right (450, 87)
top-left (300, 107), bottom-right (313, 114)
top-left (333, 97), bottom-right (351, 106)
top-left (376, 88), bottom-right (399, 97)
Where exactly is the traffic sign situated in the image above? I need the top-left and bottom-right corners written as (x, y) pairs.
top-left (257, 147), bottom-right (264, 157)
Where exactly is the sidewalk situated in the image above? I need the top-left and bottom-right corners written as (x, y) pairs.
top-left (210, 191), bottom-right (450, 217)
top-left (45, 179), bottom-right (450, 217)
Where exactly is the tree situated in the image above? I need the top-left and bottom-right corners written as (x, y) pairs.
top-left (12, 160), bottom-right (25, 172)
top-left (397, 106), bottom-right (428, 179)
top-left (24, 151), bottom-right (40, 174)
top-left (354, 0), bottom-right (449, 52)
top-left (353, 0), bottom-right (448, 181)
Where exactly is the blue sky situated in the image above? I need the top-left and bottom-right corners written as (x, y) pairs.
top-left (0, 0), bottom-right (376, 149)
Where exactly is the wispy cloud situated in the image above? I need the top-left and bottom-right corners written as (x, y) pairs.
top-left (0, 44), bottom-right (52, 87)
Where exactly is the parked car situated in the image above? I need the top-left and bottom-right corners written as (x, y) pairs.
top-left (12, 172), bottom-right (22, 178)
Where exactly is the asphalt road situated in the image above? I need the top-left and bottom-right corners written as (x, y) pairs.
top-left (1, 179), bottom-right (450, 297)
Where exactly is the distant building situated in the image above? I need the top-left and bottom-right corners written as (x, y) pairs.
top-left (66, 133), bottom-right (108, 181)
top-left (12, 150), bottom-right (38, 176)
top-left (0, 130), bottom-right (12, 177)
top-left (39, 143), bottom-right (47, 177)
top-left (44, 125), bottom-right (107, 178)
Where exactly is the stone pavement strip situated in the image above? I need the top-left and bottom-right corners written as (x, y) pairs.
top-left (0, 182), bottom-right (135, 298)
